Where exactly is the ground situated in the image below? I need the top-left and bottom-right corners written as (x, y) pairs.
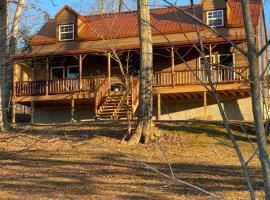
top-left (0, 121), bottom-right (268, 199)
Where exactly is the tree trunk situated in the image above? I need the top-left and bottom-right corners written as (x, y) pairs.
top-left (128, 0), bottom-right (153, 144)
top-left (0, 0), bottom-right (8, 131)
top-left (118, 0), bottom-right (124, 12)
top-left (4, 0), bottom-right (25, 121)
top-left (241, 0), bottom-right (270, 198)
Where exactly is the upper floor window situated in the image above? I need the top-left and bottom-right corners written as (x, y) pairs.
top-left (207, 10), bottom-right (224, 27)
top-left (59, 24), bottom-right (74, 41)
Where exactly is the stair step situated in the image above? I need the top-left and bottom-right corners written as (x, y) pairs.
top-left (96, 90), bottom-right (136, 120)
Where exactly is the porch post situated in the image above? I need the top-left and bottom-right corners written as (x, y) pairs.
top-left (45, 58), bottom-right (49, 95)
top-left (79, 54), bottom-right (82, 91)
top-left (11, 100), bottom-right (16, 124)
top-left (107, 51), bottom-right (111, 87)
top-left (204, 91), bottom-right (207, 120)
top-left (71, 95), bottom-right (74, 123)
top-left (31, 101), bottom-right (34, 124)
top-left (171, 47), bottom-right (175, 87)
top-left (157, 93), bottom-right (161, 120)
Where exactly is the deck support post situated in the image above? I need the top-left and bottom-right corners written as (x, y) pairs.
top-left (13, 62), bottom-right (17, 97)
top-left (171, 47), bottom-right (175, 87)
top-left (79, 54), bottom-right (82, 91)
top-left (157, 93), bottom-right (161, 121)
top-left (71, 95), bottom-right (74, 123)
top-left (204, 91), bottom-right (207, 120)
top-left (45, 58), bottom-right (49, 95)
top-left (11, 101), bottom-right (16, 124)
top-left (31, 102), bottom-right (34, 124)
top-left (107, 51), bottom-right (111, 89)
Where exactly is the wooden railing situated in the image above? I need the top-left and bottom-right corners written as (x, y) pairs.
top-left (16, 80), bottom-right (46, 96)
top-left (16, 77), bottom-right (103, 96)
top-left (48, 78), bottom-right (80, 94)
top-left (130, 77), bottom-right (140, 115)
top-left (81, 77), bottom-right (104, 92)
top-left (94, 78), bottom-right (110, 115)
top-left (153, 66), bottom-right (249, 87)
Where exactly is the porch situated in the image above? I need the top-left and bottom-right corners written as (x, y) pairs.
top-left (14, 66), bottom-right (249, 98)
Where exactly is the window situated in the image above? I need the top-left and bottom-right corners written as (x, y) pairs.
top-left (59, 24), bottom-right (74, 41)
top-left (51, 66), bottom-right (65, 80)
top-left (207, 10), bottom-right (224, 27)
top-left (67, 66), bottom-right (79, 78)
top-left (218, 54), bottom-right (235, 81)
top-left (199, 56), bottom-right (215, 82)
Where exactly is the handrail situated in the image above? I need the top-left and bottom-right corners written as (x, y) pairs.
top-left (94, 78), bottom-right (110, 116)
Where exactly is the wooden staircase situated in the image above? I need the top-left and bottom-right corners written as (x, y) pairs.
top-left (94, 77), bottom-right (140, 120)
top-left (96, 92), bottom-right (131, 120)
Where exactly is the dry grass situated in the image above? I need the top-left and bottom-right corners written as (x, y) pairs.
top-left (0, 121), bottom-right (268, 200)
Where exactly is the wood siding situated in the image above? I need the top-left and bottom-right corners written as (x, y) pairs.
top-left (55, 9), bottom-right (77, 41)
top-left (202, 0), bottom-right (226, 11)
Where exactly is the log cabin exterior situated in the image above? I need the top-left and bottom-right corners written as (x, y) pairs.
top-left (12, 0), bottom-right (268, 123)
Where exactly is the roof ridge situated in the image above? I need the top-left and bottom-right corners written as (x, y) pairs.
top-left (80, 4), bottom-right (202, 18)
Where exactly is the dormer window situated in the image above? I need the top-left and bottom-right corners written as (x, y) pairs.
top-left (207, 10), bottom-right (224, 27)
top-left (59, 24), bottom-right (74, 41)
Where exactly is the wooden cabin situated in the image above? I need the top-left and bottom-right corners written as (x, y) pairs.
top-left (12, 0), bottom-right (268, 123)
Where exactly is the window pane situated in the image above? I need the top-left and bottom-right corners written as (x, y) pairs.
top-left (68, 67), bottom-right (79, 78)
top-left (59, 25), bottom-right (74, 40)
top-left (207, 10), bottom-right (223, 27)
top-left (51, 68), bottom-right (64, 80)
top-left (220, 54), bottom-right (233, 67)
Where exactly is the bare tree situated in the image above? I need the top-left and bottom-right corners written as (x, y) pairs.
top-left (241, 0), bottom-right (270, 197)
top-left (0, 0), bottom-right (8, 131)
top-left (128, 0), bottom-right (153, 144)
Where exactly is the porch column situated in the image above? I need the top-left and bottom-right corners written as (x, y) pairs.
top-left (11, 101), bottom-right (16, 124)
top-left (204, 91), bottom-right (207, 120)
top-left (79, 54), bottom-right (82, 91)
top-left (31, 101), bottom-right (34, 124)
top-left (157, 93), bottom-right (161, 120)
top-left (107, 51), bottom-right (111, 87)
top-left (45, 58), bottom-right (49, 95)
top-left (71, 95), bottom-right (74, 122)
top-left (171, 47), bottom-right (175, 87)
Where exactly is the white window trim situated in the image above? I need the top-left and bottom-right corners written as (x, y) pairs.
top-left (67, 65), bottom-right (79, 79)
top-left (198, 55), bottom-right (216, 69)
top-left (50, 66), bottom-right (65, 80)
top-left (206, 10), bottom-right (224, 27)
top-left (59, 24), bottom-right (75, 41)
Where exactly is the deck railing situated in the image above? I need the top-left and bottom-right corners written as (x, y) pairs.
top-left (94, 78), bottom-right (110, 115)
top-left (16, 77), bottom-right (101, 96)
top-left (153, 66), bottom-right (249, 87)
top-left (16, 80), bottom-right (46, 96)
top-left (15, 67), bottom-right (249, 96)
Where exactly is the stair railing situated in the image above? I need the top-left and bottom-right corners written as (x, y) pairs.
top-left (130, 76), bottom-right (140, 116)
top-left (94, 78), bottom-right (110, 116)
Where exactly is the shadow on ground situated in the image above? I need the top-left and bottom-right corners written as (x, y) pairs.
top-left (0, 150), bottom-right (263, 199)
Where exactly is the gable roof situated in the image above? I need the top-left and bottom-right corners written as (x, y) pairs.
top-left (30, 0), bottom-right (262, 46)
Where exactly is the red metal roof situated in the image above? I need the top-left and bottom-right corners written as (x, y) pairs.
top-left (30, 0), bottom-right (262, 46)
top-left (227, 0), bottom-right (261, 27)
